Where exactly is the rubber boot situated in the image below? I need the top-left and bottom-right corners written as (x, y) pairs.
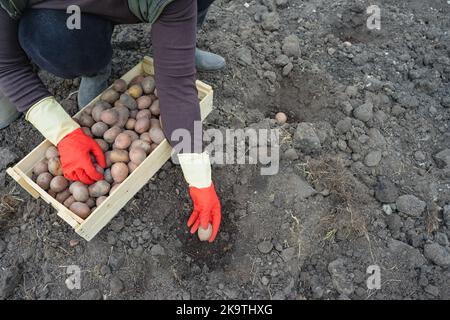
top-left (195, 48), bottom-right (226, 72)
top-left (77, 62), bottom-right (112, 110)
top-left (0, 90), bottom-right (21, 130)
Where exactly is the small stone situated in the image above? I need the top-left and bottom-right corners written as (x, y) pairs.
top-left (424, 243), bottom-right (450, 267)
top-left (374, 177), bottom-right (399, 203)
top-left (396, 195), bottom-right (426, 217)
top-left (261, 12), bottom-right (280, 31)
top-left (345, 86), bottom-right (358, 97)
top-left (283, 149), bottom-right (299, 161)
top-left (433, 149), bottom-right (450, 168)
top-left (327, 47), bottom-right (336, 55)
top-left (343, 41), bottom-right (352, 47)
top-left (282, 63), bottom-right (294, 76)
top-left (386, 214), bottom-right (402, 234)
top-left (294, 123), bottom-right (321, 154)
top-left (414, 151), bottom-right (426, 162)
top-left (282, 35), bottom-right (301, 57)
top-left (69, 239), bottom-right (79, 247)
top-left (382, 204), bottom-right (392, 215)
top-left (261, 276), bottom-right (270, 286)
top-left (257, 240), bottom-right (273, 254)
top-left (150, 244), bottom-right (165, 256)
top-left (275, 54), bottom-right (290, 67)
top-left (78, 289), bottom-right (102, 300)
top-left (236, 47), bottom-right (253, 66)
top-left (364, 150), bottom-right (382, 167)
top-left (388, 239), bottom-right (426, 268)
top-left (264, 71), bottom-right (277, 83)
top-left (110, 276), bottom-right (124, 294)
top-left (335, 117), bottom-right (353, 134)
top-left (353, 101), bottom-right (373, 122)
top-left (328, 259), bottom-right (354, 296)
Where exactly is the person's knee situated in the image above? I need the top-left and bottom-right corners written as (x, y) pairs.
top-left (18, 9), bottom-right (113, 79)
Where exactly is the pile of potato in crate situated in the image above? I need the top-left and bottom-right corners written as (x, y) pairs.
top-left (32, 75), bottom-right (165, 219)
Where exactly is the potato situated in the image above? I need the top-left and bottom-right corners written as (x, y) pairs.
top-left (275, 112), bottom-right (287, 125)
top-left (70, 182), bottom-right (90, 202)
top-left (86, 198), bottom-right (96, 208)
top-left (141, 76), bottom-right (156, 94)
top-left (127, 84), bottom-right (143, 99)
top-left (110, 183), bottom-right (121, 194)
top-left (130, 75), bottom-right (145, 85)
top-left (63, 195), bottom-right (76, 208)
top-left (50, 176), bottom-right (69, 193)
top-left (36, 172), bottom-right (53, 190)
top-left (100, 109), bottom-right (119, 126)
top-left (113, 79), bottom-right (127, 93)
top-left (91, 122), bottom-right (109, 137)
top-left (92, 101), bottom-right (110, 122)
top-left (114, 132), bottom-right (132, 149)
top-left (48, 157), bottom-right (63, 176)
top-left (128, 161), bottom-right (138, 173)
top-left (81, 127), bottom-right (93, 137)
top-left (130, 139), bottom-right (151, 154)
top-left (114, 99), bottom-right (127, 109)
top-left (101, 89), bottom-right (120, 104)
top-left (105, 151), bottom-right (112, 168)
top-left (130, 109), bottom-right (138, 119)
top-left (83, 104), bottom-right (94, 115)
top-left (69, 202), bottom-right (91, 219)
top-left (103, 126), bottom-right (122, 143)
top-left (150, 118), bottom-right (161, 129)
top-left (48, 189), bottom-right (57, 198)
top-left (150, 143), bottom-right (158, 152)
top-left (103, 168), bottom-right (113, 184)
top-left (113, 105), bottom-right (130, 127)
top-left (129, 147), bottom-right (147, 165)
top-left (33, 160), bottom-right (48, 176)
top-left (123, 130), bottom-right (139, 142)
top-left (137, 96), bottom-right (152, 109)
top-left (149, 99), bottom-right (160, 116)
top-left (135, 118), bottom-right (150, 134)
top-left (96, 196), bottom-right (107, 207)
top-left (45, 146), bottom-right (59, 159)
top-left (88, 180), bottom-right (111, 197)
top-left (110, 149), bottom-right (129, 163)
top-left (125, 118), bottom-right (136, 130)
top-left (56, 189), bottom-right (71, 203)
top-left (111, 162), bottom-right (129, 183)
top-left (197, 224), bottom-right (213, 241)
top-left (136, 109), bottom-right (151, 120)
top-left (94, 139), bottom-right (109, 153)
top-left (149, 127), bottom-right (165, 144)
top-left (78, 113), bottom-right (95, 127)
top-left (140, 132), bottom-right (152, 144)
top-left (119, 93), bottom-right (137, 110)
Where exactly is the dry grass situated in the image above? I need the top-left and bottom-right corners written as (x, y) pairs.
top-left (0, 188), bottom-right (23, 217)
top-left (306, 156), bottom-right (368, 240)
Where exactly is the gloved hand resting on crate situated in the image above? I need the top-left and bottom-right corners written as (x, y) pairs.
top-left (178, 152), bottom-right (221, 243)
top-left (26, 97), bottom-right (106, 184)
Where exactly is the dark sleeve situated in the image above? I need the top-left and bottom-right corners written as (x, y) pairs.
top-left (151, 0), bottom-right (202, 153)
top-left (0, 9), bottom-right (50, 112)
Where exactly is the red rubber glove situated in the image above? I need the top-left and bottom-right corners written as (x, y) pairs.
top-left (57, 128), bottom-right (106, 185)
top-left (187, 183), bottom-right (221, 243)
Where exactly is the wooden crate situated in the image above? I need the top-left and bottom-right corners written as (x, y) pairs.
top-left (6, 56), bottom-right (213, 241)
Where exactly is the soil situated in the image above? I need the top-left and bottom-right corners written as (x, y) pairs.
top-left (1, 0), bottom-right (450, 300)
